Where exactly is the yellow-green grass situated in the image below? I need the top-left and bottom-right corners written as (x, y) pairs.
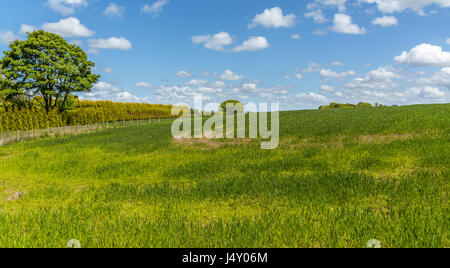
top-left (0, 104), bottom-right (448, 248)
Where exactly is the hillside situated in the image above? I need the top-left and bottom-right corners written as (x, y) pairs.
top-left (0, 104), bottom-right (448, 247)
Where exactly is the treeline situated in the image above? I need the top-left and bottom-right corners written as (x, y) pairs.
top-left (319, 102), bottom-right (375, 110)
top-left (0, 100), bottom-right (177, 132)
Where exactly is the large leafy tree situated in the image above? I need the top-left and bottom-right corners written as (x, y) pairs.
top-left (220, 100), bottom-right (244, 114)
top-left (0, 30), bottom-right (99, 113)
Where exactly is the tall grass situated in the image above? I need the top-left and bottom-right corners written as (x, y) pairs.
top-left (0, 104), bottom-right (448, 248)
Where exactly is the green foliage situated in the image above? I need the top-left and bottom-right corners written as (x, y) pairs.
top-left (220, 100), bottom-right (244, 114)
top-left (0, 99), bottom-right (176, 131)
top-left (0, 30), bottom-right (100, 113)
top-left (319, 102), bottom-right (374, 109)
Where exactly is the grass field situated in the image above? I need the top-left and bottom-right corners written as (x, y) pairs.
top-left (0, 104), bottom-right (448, 248)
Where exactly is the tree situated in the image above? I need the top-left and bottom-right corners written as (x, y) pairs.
top-left (0, 30), bottom-right (99, 113)
top-left (220, 100), bottom-right (244, 115)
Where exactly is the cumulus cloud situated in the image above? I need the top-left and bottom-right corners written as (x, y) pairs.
top-left (291, 34), bottom-right (301, 40)
top-left (46, 0), bottom-right (87, 15)
top-left (219, 70), bottom-right (244, 81)
top-left (305, 9), bottom-right (328, 23)
top-left (185, 79), bottom-right (209, 86)
top-left (345, 66), bottom-right (400, 90)
top-left (233, 36), bottom-right (270, 52)
top-left (302, 62), bottom-right (322, 73)
top-left (320, 85), bottom-right (336, 92)
top-left (104, 3), bottom-right (125, 18)
top-left (0, 30), bottom-right (19, 45)
top-left (307, 0), bottom-right (347, 12)
top-left (415, 67), bottom-right (450, 88)
top-left (176, 70), bottom-right (193, 77)
top-left (331, 14), bottom-right (366, 34)
top-left (364, 0), bottom-right (450, 15)
top-left (88, 37), bottom-right (132, 52)
top-left (102, 68), bottom-right (113, 73)
top-left (134, 82), bottom-right (153, 89)
top-left (248, 7), bottom-right (296, 29)
top-left (296, 92), bottom-right (329, 103)
top-left (192, 32), bottom-right (233, 51)
top-left (141, 0), bottom-right (170, 17)
top-left (19, 24), bottom-right (37, 35)
top-left (320, 69), bottom-right (356, 79)
top-left (42, 17), bottom-right (94, 37)
top-left (86, 81), bottom-right (151, 103)
top-left (372, 16), bottom-right (398, 27)
top-left (295, 73), bottom-right (304, 80)
top-left (395, 43), bottom-right (450, 67)
top-left (331, 61), bottom-right (344, 66)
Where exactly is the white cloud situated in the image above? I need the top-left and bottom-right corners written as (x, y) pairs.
top-left (42, 17), bottom-right (94, 38)
top-left (423, 86), bottom-right (445, 97)
top-left (308, 0), bottom-right (347, 12)
top-left (102, 68), bottom-right (113, 73)
top-left (446, 37), bottom-right (450, 45)
top-left (233, 36), bottom-right (270, 52)
top-left (141, 0), bottom-right (170, 17)
top-left (320, 85), bottom-right (336, 92)
top-left (211, 80), bottom-right (226, 88)
top-left (192, 32), bottom-right (233, 51)
top-left (88, 37), bottom-right (132, 51)
top-left (320, 69), bottom-right (356, 79)
top-left (176, 70), bottom-right (193, 77)
top-left (302, 62), bottom-right (322, 73)
top-left (134, 82), bottom-right (153, 89)
top-left (185, 79), bottom-right (209, 86)
top-left (291, 34), bottom-right (301, 40)
top-left (219, 70), bottom-right (244, 81)
top-left (295, 73), bottom-right (304, 80)
top-left (364, 0), bottom-right (450, 15)
top-left (395, 43), bottom-right (450, 67)
top-left (331, 14), bottom-right (366, 35)
top-left (46, 0), bottom-right (87, 15)
top-left (19, 24), bottom-right (37, 35)
top-left (372, 16), bottom-right (398, 27)
top-left (331, 61), bottom-right (344, 66)
top-left (248, 7), bottom-right (296, 29)
top-left (296, 92), bottom-right (329, 103)
top-left (415, 67), bottom-right (450, 88)
top-left (104, 3), bottom-right (125, 18)
top-left (345, 66), bottom-right (400, 91)
top-left (0, 31), bottom-right (19, 45)
top-left (92, 82), bottom-right (120, 92)
top-left (87, 81), bottom-right (151, 103)
top-left (305, 9), bottom-right (328, 23)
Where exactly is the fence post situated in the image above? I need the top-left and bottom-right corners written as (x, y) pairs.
top-left (17, 130), bottom-right (20, 141)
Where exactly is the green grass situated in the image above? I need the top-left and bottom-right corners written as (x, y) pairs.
top-left (0, 104), bottom-right (448, 248)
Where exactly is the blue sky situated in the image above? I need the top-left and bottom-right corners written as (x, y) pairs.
top-left (1, 0), bottom-right (450, 110)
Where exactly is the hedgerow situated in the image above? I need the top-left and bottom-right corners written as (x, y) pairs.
top-left (0, 100), bottom-right (176, 131)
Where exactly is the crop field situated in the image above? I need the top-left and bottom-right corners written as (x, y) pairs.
top-left (0, 104), bottom-right (448, 248)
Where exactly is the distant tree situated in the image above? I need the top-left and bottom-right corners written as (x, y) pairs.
top-left (319, 102), bottom-right (374, 110)
top-left (220, 100), bottom-right (244, 115)
top-left (357, 102), bottom-right (373, 108)
top-left (0, 30), bottom-right (99, 113)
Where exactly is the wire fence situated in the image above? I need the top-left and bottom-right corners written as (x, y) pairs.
top-left (0, 118), bottom-right (162, 146)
